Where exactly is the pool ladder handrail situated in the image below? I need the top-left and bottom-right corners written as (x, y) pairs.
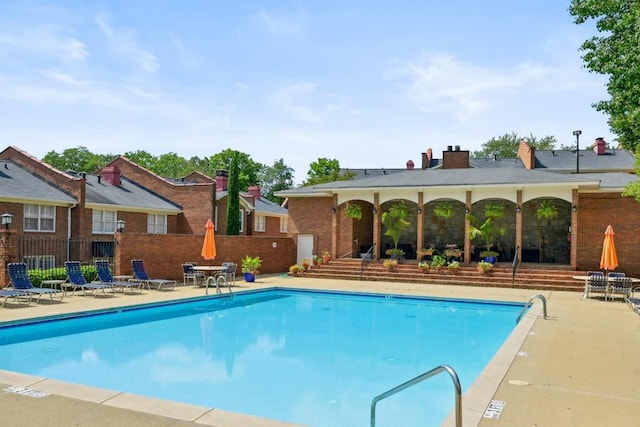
top-left (370, 364), bottom-right (462, 427)
top-left (204, 274), bottom-right (233, 296)
top-left (516, 294), bottom-right (547, 323)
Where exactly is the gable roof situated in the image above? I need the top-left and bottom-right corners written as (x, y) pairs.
top-left (216, 191), bottom-right (288, 216)
top-left (0, 160), bottom-right (77, 205)
top-left (84, 174), bottom-right (182, 213)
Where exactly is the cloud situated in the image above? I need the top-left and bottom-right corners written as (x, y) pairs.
top-left (251, 6), bottom-right (306, 36)
top-left (391, 53), bottom-right (553, 121)
top-left (272, 82), bottom-right (322, 123)
top-left (95, 13), bottom-right (159, 72)
top-left (0, 28), bottom-right (88, 60)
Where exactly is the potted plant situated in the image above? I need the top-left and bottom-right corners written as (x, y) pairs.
top-left (468, 202), bottom-right (506, 262)
top-left (345, 203), bottom-right (363, 220)
top-left (444, 244), bottom-right (462, 261)
top-left (433, 202), bottom-right (454, 219)
top-left (241, 255), bottom-right (262, 282)
top-left (302, 258), bottom-right (311, 270)
top-left (417, 245), bottom-right (435, 261)
top-left (447, 260), bottom-right (460, 273)
top-left (536, 200), bottom-right (559, 263)
top-left (383, 258), bottom-right (398, 270)
top-left (477, 260), bottom-right (493, 273)
top-left (418, 261), bottom-right (430, 272)
top-left (385, 248), bottom-right (405, 260)
top-left (381, 202), bottom-right (410, 261)
top-left (479, 250), bottom-right (499, 264)
top-left (322, 250), bottom-right (332, 263)
top-left (431, 254), bottom-right (447, 271)
top-left (289, 264), bottom-right (301, 275)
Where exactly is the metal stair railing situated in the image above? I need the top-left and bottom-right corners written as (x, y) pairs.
top-left (360, 244), bottom-right (375, 280)
top-left (370, 364), bottom-right (462, 427)
top-left (516, 294), bottom-right (547, 323)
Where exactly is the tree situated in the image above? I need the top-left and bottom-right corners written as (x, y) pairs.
top-left (303, 157), bottom-right (355, 185)
top-left (154, 153), bottom-right (191, 178)
top-left (258, 158), bottom-right (295, 204)
top-left (569, 0), bottom-right (640, 152)
top-left (472, 132), bottom-right (557, 159)
top-left (43, 146), bottom-right (113, 173)
top-left (226, 152), bottom-right (241, 235)
top-left (622, 151), bottom-right (640, 201)
top-left (208, 149), bottom-right (262, 191)
top-left (123, 150), bottom-right (156, 170)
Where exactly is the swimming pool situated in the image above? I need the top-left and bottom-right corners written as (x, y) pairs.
top-left (0, 288), bottom-right (526, 426)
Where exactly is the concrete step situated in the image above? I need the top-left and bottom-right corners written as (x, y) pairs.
top-left (302, 258), bottom-right (585, 292)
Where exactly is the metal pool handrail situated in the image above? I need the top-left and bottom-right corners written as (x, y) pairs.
top-left (370, 364), bottom-right (462, 427)
top-left (516, 294), bottom-right (547, 323)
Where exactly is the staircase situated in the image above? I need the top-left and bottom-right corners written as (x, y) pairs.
top-left (302, 258), bottom-right (585, 292)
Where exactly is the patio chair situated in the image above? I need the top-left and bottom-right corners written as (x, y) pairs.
top-left (95, 261), bottom-right (144, 294)
top-left (182, 262), bottom-right (205, 287)
top-left (608, 276), bottom-right (633, 301)
top-left (586, 274), bottom-right (608, 300)
top-left (625, 286), bottom-right (640, 315)
top-left (7, 263), bottom-right (64, 303)
top-left (65, 261), bottom-right (116, 297)
top-left (131, 259), bottom-right (176, 291)
top-left (215, 262), bottom-right (237, 287)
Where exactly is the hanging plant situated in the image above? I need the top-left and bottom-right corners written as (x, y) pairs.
top-left (433, 202), bottom-right (454, 219)
top-left (345, 203), bottom-right (362, 220)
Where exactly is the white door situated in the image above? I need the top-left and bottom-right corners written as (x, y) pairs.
top-left (297, 234), bottom-right (314, 264)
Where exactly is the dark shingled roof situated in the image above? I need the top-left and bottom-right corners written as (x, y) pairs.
top-left (85, 175), bottom-right (181, 212)
top-left (0, 160), bottom-right (76, 204)
top-left (217, 191), bottom-right (287, 215)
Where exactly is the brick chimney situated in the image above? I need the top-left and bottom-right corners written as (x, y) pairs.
top-left (101, 166), bottom-right (121, 186)
top-left (421, 148), bottom-right (433, 169)
top-left (442, 146), bottom-right (470, 169)
top-left (248, 185), bottom-right (261, 200)
top-left (406, 160), bottom-right (415, 170)
top-left (593, 137), bottom-right (606, 155)
top-left (215, 170), bottom-right (228, 192)
top-left (517, 139), bottom-right (536, 169)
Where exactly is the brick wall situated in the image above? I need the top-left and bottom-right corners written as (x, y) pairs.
top-left (113, 232), bottom-right (296, 280)
top-left (286, 197), bottom-right (333, 255)
top-left (575, 193), bottom-right (640, 277)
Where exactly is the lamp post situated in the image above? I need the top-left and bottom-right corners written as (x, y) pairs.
top-left (573, 130), bottom-right (582, 173)
top-left (1, 213), bottom-right (13, 230)
top-left (116, 219), bottom-right (126, 233)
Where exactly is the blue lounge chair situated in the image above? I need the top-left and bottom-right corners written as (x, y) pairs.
top-left (0, 289), bottom-right (29, 307)
top-left (95, 260), bottom-right (143, 294)
top-left (131, 259), bottom-right (176, 291)
top-left (65, 261), bottom-right (115, 297)
top-left (7, 263), bottom-right (64, 303)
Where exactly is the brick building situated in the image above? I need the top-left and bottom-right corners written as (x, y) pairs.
top-left (277, 140), bottom-right (640, 277)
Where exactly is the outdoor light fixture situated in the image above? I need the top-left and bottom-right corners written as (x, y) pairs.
top-left (331, 207), bottom-right (337, 214)
top-left (465, 207), bottom-right (470, 214)
top-left (417, 207), bottom-right (422, 214)
top-left (1, 213), bottom-right (13, 230)
top-left (573, 130), bottom-right (582, 173)
top-left (572, 205), bottom-right (577, 212)
top-left (516, 206), bottom-right (521, 213)
top-left (116, 219), bottom-right (126, 232)
top-left (372, 207), bottom-right (378, 215)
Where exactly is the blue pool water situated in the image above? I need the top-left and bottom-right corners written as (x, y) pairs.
top-left (0, 288), bottom-right (524, 426)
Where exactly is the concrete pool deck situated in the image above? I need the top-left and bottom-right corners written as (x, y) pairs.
top-left (0, 276), bottom-right (638, 426)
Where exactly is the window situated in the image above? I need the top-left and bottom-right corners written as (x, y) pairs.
top-left (280, 217), bottom-right (288, 233)
top-left (24, 255), bottom-right (55, 270)
top-left (92, 241), bottom-right (114, 258)
top-left (92, 210), bottom-right (117, 234)
top-left (147, 214), bottom-right (167, 234)
top-left (255, 215), bottom-right (266, 232)
top-left (239, 209), bottom-right (245, 233)
top-left (24, 204), bottom-right (55, 232)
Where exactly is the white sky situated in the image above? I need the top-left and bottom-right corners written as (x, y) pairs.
top-left (0, 1), bottom-right (612, 183)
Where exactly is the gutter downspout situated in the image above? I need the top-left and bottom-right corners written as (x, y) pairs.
top-left (67, 203), bottom-right (77, 261)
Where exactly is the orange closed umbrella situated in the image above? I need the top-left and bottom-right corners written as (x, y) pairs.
top-left (599, 225), bottom-right (618, 272)
top-left (201, 219), bottom-right (217, 262)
